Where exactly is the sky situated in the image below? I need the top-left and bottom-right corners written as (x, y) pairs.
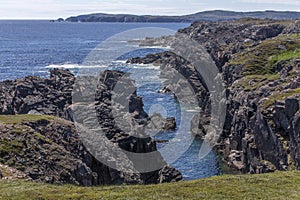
top-left (0, 0), bottom-right (299, 19)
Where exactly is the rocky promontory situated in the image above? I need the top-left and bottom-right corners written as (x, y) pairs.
top-left (0, 69), bottom-right (182, 185)
top-left (128, 18), bottom-right (300, 173)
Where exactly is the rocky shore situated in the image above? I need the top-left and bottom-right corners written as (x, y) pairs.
top-left (128, 18), bottom-right (300, 173)
top-left (0, 69), bottom-right (182, 185)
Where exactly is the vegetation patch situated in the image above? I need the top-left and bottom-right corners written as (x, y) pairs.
top-left (33, 132), bottom-right (52, 144)
top-left (230, 34), bottom-right (300, 76)
top-left (0, 171), bottom-right (300, 199)
top-left (268, 50), bottom-right (300, 67)
top-left (0, 115), bottom-right (54, 124)
top-left (0, 139), bottom-right (23, 158)
top-left (234, 74), bottom-right (280, 91)
top-left (264, 88), bottom-right (300, 108)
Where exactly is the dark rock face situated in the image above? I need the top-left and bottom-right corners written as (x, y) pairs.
top-left (222, 84), bottom-right (300, 174)
top-left (0, 118), bottom-right (113, 185)
top-left (129, 19), bottom-right (300, 175)
top-left (158, 165), bottom-right (183, 183)
top-left (0, 69), bottom-right (182, 185)
top-left (0, 68), bottom-right (74, 119)
top-left (290, 112), bottom-right (300, 169)
top-left (90, 70), bottom-right (182, 183)
top-left (253, 112), bottom-right (287, 171)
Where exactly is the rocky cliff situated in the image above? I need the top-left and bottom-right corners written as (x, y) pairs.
top-left (0, 69), bottom-right (182, 185)
top-left (128, 18), bottom-right (300, 173)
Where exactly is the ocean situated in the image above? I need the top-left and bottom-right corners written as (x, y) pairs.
top-left (0, 20), bottom-right (219, 180)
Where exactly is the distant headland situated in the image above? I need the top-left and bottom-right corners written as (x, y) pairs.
top-left (54, 10), bottom-right (300, 23)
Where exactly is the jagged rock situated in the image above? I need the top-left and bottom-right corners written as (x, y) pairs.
top-left (285, 98), bottom-right (299, 119)
top-left (158, 86), bottom-right (172, 94)
top-left (274, 98), bottom-right (299, 132)
top-left (289, 112), bottom-right (300, 169)
top-left (228, 150), bottom-right (244, 170)
top-left (74, 163), bottom-right (98, 186)
top-left (253, 112), bottom-right (288, 170)
top-left (0, 68), bottom-right (74, 119)
top-left (253, 24), bottom-right (285, 41)
top-left (72, 70), bottom-right (182, 184)
top-left (163, 117), bottom-right (176, 131)
top-left (158, 165), bottom-right (183, 183)
top-left (282, 20), bottom-right (300, 34)
top-left (0, 69), bottom-right (182, 185)
top-left (274, 101), bottom-right (290, 132)
top-left (147, 113), bottom-right (175, 132)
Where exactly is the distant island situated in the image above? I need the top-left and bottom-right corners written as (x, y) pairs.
top-left (58, 10), bottom-right (300, 23)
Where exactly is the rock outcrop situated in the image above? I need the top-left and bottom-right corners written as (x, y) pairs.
top-left (0, 116), bottom-right (133, 185)
top-left (128, 19), bottom-right (300, 174)
top-left (0, 68), bottom-right (74, 119)
top-left (0, 69), bottom-right (182, 185)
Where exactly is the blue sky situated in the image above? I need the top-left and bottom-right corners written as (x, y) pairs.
top-left (0, 0), bottom-right (299, 19)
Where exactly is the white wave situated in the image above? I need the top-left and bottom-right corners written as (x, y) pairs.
top-left (156, 98), bottom-right (165, 102)
top-left (113, 60), bottom-right (127, 64)
top-left (129, 64), bottom-right (161, 69)
top-left (45, 64), bottom-right (106, 69)
top-left (185, 109), bottom-right (200, 112)
top-left (141, 45), bottom-right (172, 50)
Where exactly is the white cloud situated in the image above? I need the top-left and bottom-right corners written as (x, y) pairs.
top-left (0, 0), bottom-right (299, 19)
top-left (234, 0), bottom-right (300, 6)
top-left (0, 0), bottom-right (207, 19)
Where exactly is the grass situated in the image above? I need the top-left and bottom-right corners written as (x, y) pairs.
top-left (0, 115), bottom-right (55, 166)
top-left (33, 132), bottom-right (52, 144)
top-left (268, 50), bottom-right (300, 67)
top-left (263, 88), bottom-right (300, 108)
top-left (0, 171), bottom-right (300, 199)
top-left (234, 74), bottom-right (280, 91)
top-left (0, 114), bottom-right (54, 124)
top-left (229, 34), bottom-right (300, 76)
top-left (0, 139), bottom-right (23, 157)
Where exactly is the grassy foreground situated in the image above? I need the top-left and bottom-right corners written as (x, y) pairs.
top-left (0, 171), bottom-right (300, 199)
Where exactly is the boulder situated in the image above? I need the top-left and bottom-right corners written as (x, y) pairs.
top-left (158, 165), bottom-right (183, 183)
top-left (163, 117), bottom-right (176, 131)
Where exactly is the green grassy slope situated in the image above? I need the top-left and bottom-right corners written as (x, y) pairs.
top-left (1, 171), bottom-right (300, 200)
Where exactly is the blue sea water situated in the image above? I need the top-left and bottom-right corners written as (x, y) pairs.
top-left (0, 20), bottom-right (219, 180)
